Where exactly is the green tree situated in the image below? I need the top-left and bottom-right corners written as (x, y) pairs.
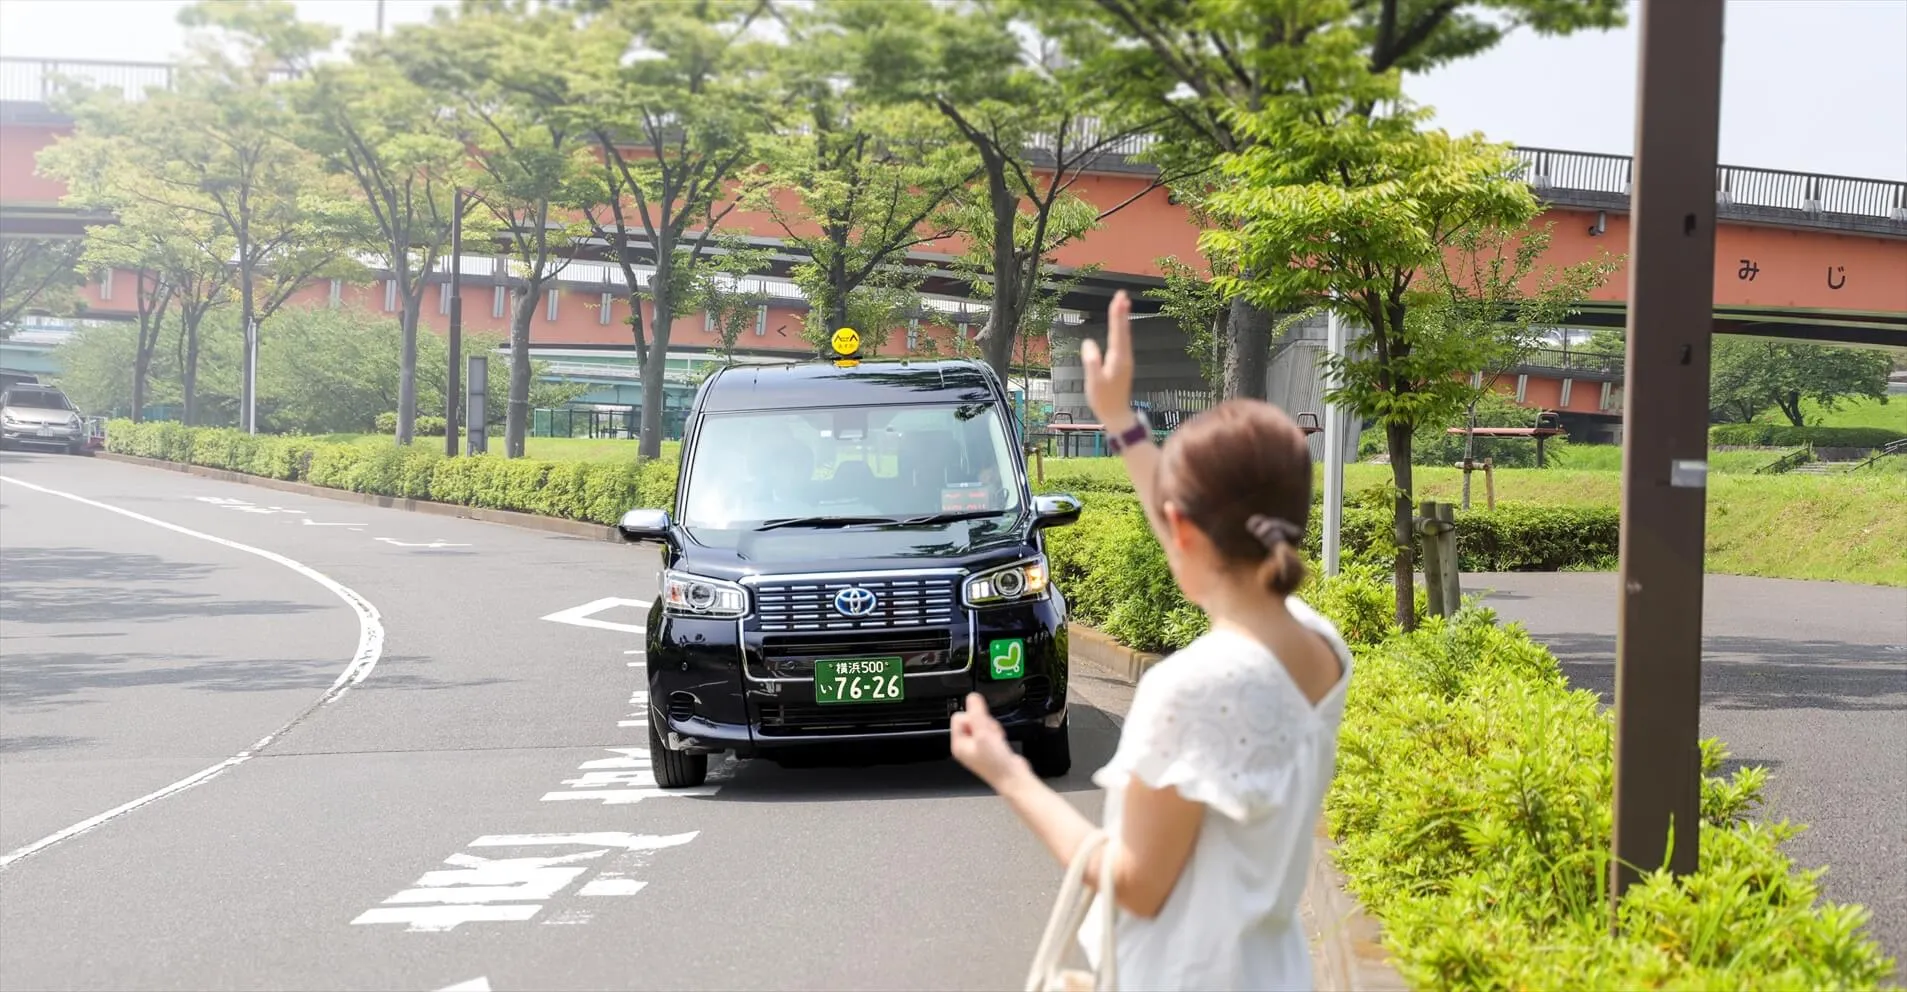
top-left (748, 1), bottom-right (978, 352)
top-left (563, 0), bottom-right (780, 460)
top-left (1202, 20), bottom-right (1547, 628)
top-left (135, 1), bottom-right (362, 432)
top-left (388, 4), bottom-right (598, 458)
top-left (297, 42), bottom-right (482, 445)
top-left (1043, 0), bottom-right (1624, 401)
top-left (1709, 338), bottom-right (1892, 427)
top-left (0, 239), bottom-right (85, 337)
top-left (845, 0), bottom-right (1177, 384)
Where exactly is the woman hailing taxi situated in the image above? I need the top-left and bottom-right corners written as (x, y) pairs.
top-left (949, 290), bottom-right (1354, 990)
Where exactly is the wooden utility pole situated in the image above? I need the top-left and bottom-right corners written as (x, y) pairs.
top-left (1610, 0), bottom-right (1726, 901)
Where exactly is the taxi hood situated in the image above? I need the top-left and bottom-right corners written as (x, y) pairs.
top-left (673, 516), bottom-right (1034, 580)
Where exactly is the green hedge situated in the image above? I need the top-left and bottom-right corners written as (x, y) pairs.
top-left (1711, 424), bottom-right (1902, 448)
top-left (372, 412), bottom-right (449, 437)
top-left (105, 419), bottom-right (677, 525)
top-left (1322, 596), bottom-right (1894, 990)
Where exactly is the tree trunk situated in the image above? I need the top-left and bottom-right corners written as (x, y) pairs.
top-left (638, 251), bottom-right (676, 461)
top-left (182, 314), bottom-right (202, 427)
top-left (975, 157), bottom-right (1021, 384)
top-left (396, 270), bottom-right (419, 446)
top-left (505, 283), bottom-right (538, 459)
top-left (1387, 419), bottom-right (1417, 631)
top-left (1778, 391), bottom-right (1806, 427)
top-left (1221, 296), bottom-right (1271, 401)
top-left (1460, 400), bottom-right (1478, 509)
top-left (239, 268), bottom-right (256, 434)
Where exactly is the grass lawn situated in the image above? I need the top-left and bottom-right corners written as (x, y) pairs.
top-left (1039, 455), bottom-right (1907, 587)
top-left (1754, 395), bottom-right (1907, 434)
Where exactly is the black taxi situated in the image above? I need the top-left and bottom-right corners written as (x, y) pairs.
top-left (614, 341), bottom-right (1082, 789)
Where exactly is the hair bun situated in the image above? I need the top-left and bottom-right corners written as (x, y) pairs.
top-left (1246, 514), bottom-right (1302, 550)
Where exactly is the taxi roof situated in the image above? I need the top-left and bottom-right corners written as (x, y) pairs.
top-left (696, 358), bottom-right (1001, 413)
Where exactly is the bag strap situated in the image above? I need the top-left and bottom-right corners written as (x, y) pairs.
top-left (1095, 823), bottom-right (1119, 992)
top-left (1023, 830), bottom-right (1111, 992)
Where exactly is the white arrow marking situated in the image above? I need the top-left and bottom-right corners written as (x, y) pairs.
top-left (375, 538), bottom-right (470, 549)
top-left (302, 518), bottom-right (365, 528)
top-left (437, 979), bottom-right (492, 992)
top-left (540, 597), bottom-right (650, 634)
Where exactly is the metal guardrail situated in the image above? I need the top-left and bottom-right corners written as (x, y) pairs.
top-left (5, 57), bottom-right (1903, 224)
top-left (1516, 346), bottom-right (1625, 376)
top-left (1514, 146), bottom-right (1907, 223)
top-left (1853, 437), bottom-right (1907, 471)
top-left (1755, 445), bottom-right (1815, 475)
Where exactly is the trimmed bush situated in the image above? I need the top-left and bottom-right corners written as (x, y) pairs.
top-left (1711, 424), bottom-right (1902, 449)
top-left (1328, 604), bottom-right (1895, 990)
top-left (103, 419), bottom-right (676, 525)
top-left (372, 413), bottom-right (449, 437)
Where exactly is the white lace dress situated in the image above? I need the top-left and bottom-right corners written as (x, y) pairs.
top-left (1080, 598), bottom-right (1354, 991)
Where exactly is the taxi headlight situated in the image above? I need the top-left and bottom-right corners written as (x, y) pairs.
top-left (964, 557), bottom-right (1049, 607)
top-left (662, 570), bottom-right (748, 618)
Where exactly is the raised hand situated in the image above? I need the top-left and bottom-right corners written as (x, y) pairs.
top-left (1080, 290), bottom-right (1135, 431)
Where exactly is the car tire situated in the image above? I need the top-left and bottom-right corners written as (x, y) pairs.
top-left (1024, 719), bottom-right (1072, 779)
top-left (648, 715), bottom-right (709, 789)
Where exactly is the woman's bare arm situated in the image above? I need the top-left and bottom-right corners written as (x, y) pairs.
top-left (991, 762), bottom-right (1205, 920)
top-left (1081, 291), bottom-right (1169, 545)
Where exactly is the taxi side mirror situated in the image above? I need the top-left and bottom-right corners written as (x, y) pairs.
top-left (617, 508), bottom-right (672, 543)
top-left (1031, 493), bottom-right (1082, 530)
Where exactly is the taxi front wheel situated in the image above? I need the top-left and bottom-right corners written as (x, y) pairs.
top-left (649, 718), bottom-right (709, 788)
top-left (1024, 720), bottom-right (1072, 779)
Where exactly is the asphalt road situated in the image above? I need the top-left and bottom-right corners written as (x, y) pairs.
top-left (1468, 571), bottom-right (1907, 960)
top-left (0, 450), bottom-right (1127, 992)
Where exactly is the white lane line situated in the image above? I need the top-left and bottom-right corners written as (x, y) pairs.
top-left (0, 475), bottom-right (386, 871)
top-left (437, 979), bottom-right (492, 992)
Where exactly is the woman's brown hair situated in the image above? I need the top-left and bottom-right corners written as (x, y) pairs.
top-left (1154, 399), bottom-right (1313, 596)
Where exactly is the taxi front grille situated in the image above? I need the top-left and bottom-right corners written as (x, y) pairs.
top-left (756, 697), bottom-right (960, 736)
top-left (754, 575), bottom-right (960, 633)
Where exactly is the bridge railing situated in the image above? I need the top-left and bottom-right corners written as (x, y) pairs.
top-left (1, 58), bottom-right (174, 103)
top-left (1513, 146), bottom-right (1907, 223)
top-left (1516, 346), bottom-right (1625, 376)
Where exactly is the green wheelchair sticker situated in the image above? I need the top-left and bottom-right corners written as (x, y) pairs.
top-left (989, 638), bottom-right (1026, 680)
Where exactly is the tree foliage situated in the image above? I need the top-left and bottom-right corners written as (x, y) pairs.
top-left (1710, 338), bottom-right (1893, 427)
top-left (0, 239), bottom-right (86, 337)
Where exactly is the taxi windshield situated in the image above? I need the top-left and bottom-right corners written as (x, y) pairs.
top-left (680, 402), bottom-right (1023, 531)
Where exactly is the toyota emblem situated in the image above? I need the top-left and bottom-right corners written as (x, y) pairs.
top-left (833, 586), bottom-right (879, 618)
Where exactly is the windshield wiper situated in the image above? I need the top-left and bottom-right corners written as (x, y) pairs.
top-left (897, 509), bottom-right (1011, 526)
top-left (755, 515), bottom-right (902, 531)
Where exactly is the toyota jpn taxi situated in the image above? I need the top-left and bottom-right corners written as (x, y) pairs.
top-left (615, 338), bottom-right (1083, 789)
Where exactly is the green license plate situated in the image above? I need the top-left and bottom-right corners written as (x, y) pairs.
top-left (814, 657), bottom-right (905, 705)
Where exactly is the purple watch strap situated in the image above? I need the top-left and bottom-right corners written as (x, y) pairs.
top-left (1106, 418), bottom-right (1149, 453)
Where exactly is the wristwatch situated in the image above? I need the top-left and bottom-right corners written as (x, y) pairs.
top-left (1105, 410), bottom-right (1152, 455)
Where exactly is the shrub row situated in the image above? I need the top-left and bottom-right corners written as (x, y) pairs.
top-left (105, 420), bottom-right (676, 525)
top-left (372, 412), bottom-right (449, 437)
top-left (1318, 593), bottom-right (1895, 991)
top-left (1041, 486), bottom-right (1617, 653)
top-left (1710, 423), bottom-right (1902, 448)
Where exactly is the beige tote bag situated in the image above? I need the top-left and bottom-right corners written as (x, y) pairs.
top-left (1025, 829), bottom-right (1118, 992)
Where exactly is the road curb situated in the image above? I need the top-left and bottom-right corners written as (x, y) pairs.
top-left (94, 452), bottom-right (623, 543)
top-left (1066, 626), bottom-right (1407, 992)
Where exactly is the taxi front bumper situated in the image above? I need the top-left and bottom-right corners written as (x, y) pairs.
top-left (647, 597), bottom-right (1069, 756)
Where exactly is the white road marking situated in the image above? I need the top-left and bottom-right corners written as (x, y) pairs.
top-left (375, 538), bottom-right (470, 549)
top-left (301, 519), bottom-right (366, 528)
top-left (578, 878), bottom-right (647, 897)
top-left (467, 832), bottom-right (698, 852)
top-left (540, 596), bottom-right (650, 634)
top-left (436, 978), bottom-right (492, 992)
top-left (0, 476), bottom-right (386, 871)
top-left (354, 906), bottom-right (540, 932)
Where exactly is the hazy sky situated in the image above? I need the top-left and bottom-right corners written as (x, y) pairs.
top-left (2, 0), bottom-right (1902, 179)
